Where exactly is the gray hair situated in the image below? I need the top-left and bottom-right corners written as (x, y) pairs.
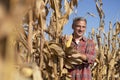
top-left (72, 17), bottom-right (87, 29)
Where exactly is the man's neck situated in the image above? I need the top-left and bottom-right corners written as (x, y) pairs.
top-left (73, 35), bottom-right (83, 41)
top-left (73, 34), bottom-right (83, 44)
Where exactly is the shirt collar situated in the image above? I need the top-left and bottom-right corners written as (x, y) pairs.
top-left (82, 36), bottom-right (87, 42)
top-left (72, 34), bottom-right (87, 42)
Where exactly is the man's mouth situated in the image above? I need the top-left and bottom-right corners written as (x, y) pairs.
top-left (78, 30), bottom-right (82, 33)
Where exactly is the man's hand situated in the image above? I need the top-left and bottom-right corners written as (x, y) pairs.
top-left (71, 53), bottom-right (81, 58)
top-left (70, 53), bottom-right (87, 61)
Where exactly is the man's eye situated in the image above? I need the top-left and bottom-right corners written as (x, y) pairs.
top-left (82, 26), bottom-right (86, 28)
top-left (75, 25), bottom-right (80, 27)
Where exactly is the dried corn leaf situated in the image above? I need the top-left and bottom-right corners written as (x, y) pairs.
top-left (59, 57), bottom-right (64, 76)
top-left (95, 1), bottom-right (104, 19)
top-left (65, 57), bottom-right (82, 65)
top-left (49, 43), bottom-right (65, 57)
top-left (64, 0), bottom-right (73, 16)
top-left (116, 22), bottom-right (120, 35)
top-left (49, 0), bottom-right (55, 10)
top-left (33, 65), bottom-right (43, 80)
top-left (91, 28), bottom-right (95, 35)
top-left (87, 12), bottom-right (96, 17)
top-left (70, 0), bottom-right (78, 9)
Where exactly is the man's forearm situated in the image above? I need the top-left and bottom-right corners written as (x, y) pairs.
top-left (79, 53), bottom-right (87, 61)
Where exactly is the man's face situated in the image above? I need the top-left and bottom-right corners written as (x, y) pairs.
top-left (73, 20), bottom-right (86, 37)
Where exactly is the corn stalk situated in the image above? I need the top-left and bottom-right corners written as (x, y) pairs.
top-left (21, 0), bottom-right (79, 80)
top-left (91, 0), bottom-right (120, 80)
top-left (0, 0), bottom-right (120, 80)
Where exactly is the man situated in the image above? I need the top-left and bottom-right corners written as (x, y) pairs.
top-left (68, 17), bottom-right (96, 80)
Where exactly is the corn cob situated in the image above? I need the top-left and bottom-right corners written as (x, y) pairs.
top-left (65, 35), bottom-right (73, 48)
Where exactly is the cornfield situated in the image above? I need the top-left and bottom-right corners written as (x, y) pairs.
top-left (0, 0), bottom-right (119, 80)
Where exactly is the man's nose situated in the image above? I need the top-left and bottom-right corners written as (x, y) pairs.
top-left (78, 26), bottom-right (82, 29)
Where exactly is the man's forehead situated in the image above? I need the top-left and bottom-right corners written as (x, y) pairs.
top-left (74, 21), bottom-right (86, 25)
top-left (75, 20), bottom-right (86, 23)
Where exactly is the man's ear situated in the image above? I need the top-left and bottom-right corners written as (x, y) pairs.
top-left (72, 24), bottom-right (74, 29)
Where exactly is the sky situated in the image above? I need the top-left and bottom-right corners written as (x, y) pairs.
top-left (63, 0), bottom-right (120, 37)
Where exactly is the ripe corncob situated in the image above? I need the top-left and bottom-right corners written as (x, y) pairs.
top-left (65, 35), bottom-right (73, 48)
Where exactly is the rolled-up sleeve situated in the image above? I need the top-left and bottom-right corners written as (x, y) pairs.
top-left (85, 40), bottom-right (96, 64)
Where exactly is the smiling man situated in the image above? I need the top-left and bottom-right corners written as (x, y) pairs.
top-left (68, 17), bottom-right (96, 80)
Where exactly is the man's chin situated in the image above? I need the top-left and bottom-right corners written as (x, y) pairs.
top-left (78, 33), bottom-right (83, 36)
top-left (77, 34), bottom-right (83, 37)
